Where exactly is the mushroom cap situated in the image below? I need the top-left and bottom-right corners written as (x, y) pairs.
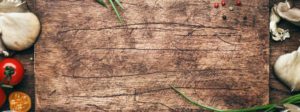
top-left (275, 1), bottom-right (300, 24)
top-left (274, 47), bottom-right (300, 91)
top-left (0, 12), bottom-right (40, 51)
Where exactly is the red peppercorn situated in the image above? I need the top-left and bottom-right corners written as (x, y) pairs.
top-left (214, 3), bottom-right (219, 8)
top-left (236, 0), bottom-right (241, 6)
top-left (221, 0), bottom-right (226, 6)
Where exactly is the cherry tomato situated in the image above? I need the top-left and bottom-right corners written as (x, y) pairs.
top-left (0, 88), bottom-right (6, 108)
top-left (0, 58), bottom-right (24, 86)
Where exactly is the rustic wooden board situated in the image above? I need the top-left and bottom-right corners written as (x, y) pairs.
top-left (34, 0), bottom-right (269, 111)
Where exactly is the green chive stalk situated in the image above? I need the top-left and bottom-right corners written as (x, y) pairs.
top-left (171, 85), bottom-right (300, 112)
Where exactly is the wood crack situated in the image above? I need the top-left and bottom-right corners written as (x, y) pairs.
top-left (90, 48), bottom-right (238, 52)
top-left (56, 22), bottom-right (237, 37)
top-left (61, 69), bottom-right (242, 79)
top-left (136, 101), bottom-right (175, 111)
top-left (71, 86), bottom-right (251, 99)
top-left (35, 0), bottom-right (270, 110)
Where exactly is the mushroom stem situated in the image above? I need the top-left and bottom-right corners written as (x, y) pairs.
top-left (270, 7), bottom-right (280, 38)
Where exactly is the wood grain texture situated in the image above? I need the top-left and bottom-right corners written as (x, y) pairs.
top-left (34, 0), bottom-right (269, 111)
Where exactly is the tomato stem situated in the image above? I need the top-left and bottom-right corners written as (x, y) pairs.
top-left (4, 66), bottom-right (15, 79)
top-left (1, 84), bottom-right (12, 88)
top-left (0, 66), bottom-right (16, 86)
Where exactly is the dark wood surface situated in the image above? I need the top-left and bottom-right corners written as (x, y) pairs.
top-left (269, 0), bottom-right (300, 103)
top-left (34, 0), bottom-right (269, 111)
top-left (0, 0), bottom-right (297, 111)
top-left (0, 0), bottom-right (36, 111)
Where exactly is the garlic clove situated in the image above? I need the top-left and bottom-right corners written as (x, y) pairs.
top-left (0, 0), bottom-right (41, 52)
top-left (0, 12), bottom-right (40, 51)
top-left (274, 47), bottom-right (300, 91)
top-left (283, 104), bottom-right (300, 112)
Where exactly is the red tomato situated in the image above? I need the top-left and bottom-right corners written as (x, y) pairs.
top-left (0, 58), bottom-right (24, 86)
top-left (0, 88), bottom-right (6, 108)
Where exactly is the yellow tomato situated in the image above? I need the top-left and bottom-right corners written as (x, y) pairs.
top-left (9, 91), bottom-right (31, 112)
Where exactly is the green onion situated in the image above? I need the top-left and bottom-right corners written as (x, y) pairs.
top-left (96, 0), bottom-right (107, 8)
top-left (108, 0), bottom-right (123, 23)
top-left (171, 85), bottom-right (300, 112)
top-left (115, 0), bottom-right (124, 9)
top-left (96, 0), bottom-right (124, 23)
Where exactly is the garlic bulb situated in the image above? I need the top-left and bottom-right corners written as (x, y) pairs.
top-left (274, 47), bottom-right (300, 91)
top-left (283, 104), bottom-right (300, 112)
top-left (0, 0), bottom-right (40, 56)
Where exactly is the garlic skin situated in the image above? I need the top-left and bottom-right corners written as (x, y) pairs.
top-left (283, 104), bottom-right (300, 112)
top-left (0, 12), bottom-right (40, 51)
top-left (274, 47), bottom-right (300, 91)
top-left (0, 0), bottom-right (40, 56)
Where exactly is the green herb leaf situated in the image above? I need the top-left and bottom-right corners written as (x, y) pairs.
top-left (170, 85), bottom-right (276, 112)
top-left (96, 0), bottom-right (107, 8)
top-left (223, 104), bottom-right (275, 112)
top-left (109, 0), bottom-right (123, 23)
top-left (114, 0), bottom-right (124, 9)
top-left (282, 94), bottom-right (300, 104)
top-left (170, 85), bottom-right (223, 112)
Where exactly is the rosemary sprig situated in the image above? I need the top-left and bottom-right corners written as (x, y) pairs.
top-left (96, 0), bottom-right (107, 8)
top-left (171, 85), bottom-right (300, 112)
top-left (108, 0), bottom-right (123, 22)
top-left (115, 0), bottom-right (124, 9)
top-left (96, 0), bottom-right (124, 22)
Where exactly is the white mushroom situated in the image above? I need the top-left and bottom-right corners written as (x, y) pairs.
top-left (0, 0), bottom-right (40, 56)
top-left (270, 0), bottom-right (300, 41)
top-left (274, 47), bottom-right (300, 91)
top-left (275, 0), bottom-right (300, 26)
top-left (270, 6), bottom-right (290, 41)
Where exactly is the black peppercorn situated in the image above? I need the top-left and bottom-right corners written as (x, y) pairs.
top-left (222, 15), bottom-right (227, 20)
top-left (243, 16), bottom-right (247, 20)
